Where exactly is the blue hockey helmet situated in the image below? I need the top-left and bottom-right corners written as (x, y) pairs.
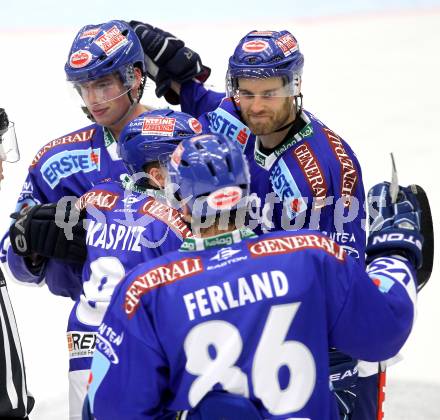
top-left (65, 20), bottom-right (146, 88)
top-left (226, 30), bottom-right (304, 98)
top-left (167, 133), bottom-right (250, 217)
top-left (118, 109), bottom-right (203, 176)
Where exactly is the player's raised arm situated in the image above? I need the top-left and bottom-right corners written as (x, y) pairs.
top-left (328, 181), bottom-right (426, 360)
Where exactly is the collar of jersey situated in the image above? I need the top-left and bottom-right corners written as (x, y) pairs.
top-left (103, 127), bottom-right (117, 147)
top-left (180, 227), bottom-right (257, 252)
top-left (120, 173), bottom-right (166, 200)
top-left (254, 111), bottom-right (313, 171)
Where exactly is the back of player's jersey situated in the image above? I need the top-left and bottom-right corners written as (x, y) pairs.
top-left (78, 180), bottom-right (189, 326)
top-left (90, 230), bottom-right (415, 419)
top-left (148, 233), bottom-right (344, 419)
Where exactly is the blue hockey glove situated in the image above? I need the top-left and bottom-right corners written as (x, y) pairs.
top-left (366, 182), bottom-right (423, 269)
top-left (329, 349), bottom-right (358, 420)
top-left (129, 20), bottom-right (211, 105)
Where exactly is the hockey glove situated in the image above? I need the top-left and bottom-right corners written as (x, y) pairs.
top-left (9, 202), bottom-right (86, 264)
top-left (329, 349), bottom-right (358, 419)
top-left (366, 182), bottom-right (423, 270)
top-left (129, 20), bottom-right (211, 104)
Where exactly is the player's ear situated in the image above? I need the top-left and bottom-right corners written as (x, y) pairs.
top-left (145, 166), bottom-right (163, 189)
top-left (181, 204), bottom-right (191, 223)
top-left (133, 67), bottom-right (143, 89)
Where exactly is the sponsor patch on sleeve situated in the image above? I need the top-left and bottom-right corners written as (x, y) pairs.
top-left (323, 128), bottom-right (358, 207)
top-left (41, 147), bottom-right (101, 189)
top-left (30, 128), bottom-right (96, 167)
top-left (293, 142), bottom-right (328, 208)
top-left (76, 189), bottom-right (120, 211)
top-left (270, 158), bottom-right (307, 219)
top-left (208, 107), bottom-right (250, 150)
top-left (124, 257), bottom-right (203, 318)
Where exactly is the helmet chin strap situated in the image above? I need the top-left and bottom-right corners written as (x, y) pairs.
top-left (273, 94), bottom-right (303, 133)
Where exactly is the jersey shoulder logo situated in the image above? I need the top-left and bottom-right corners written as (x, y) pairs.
top-left (208, 107), bottom-right (251, 150)
top-left (139, 198), bottom-right (192, 239)
top-left (293, 142), bottom-right (328, 208)
top-left (124, 257), bottom-right (203, 318)
top-left (41, 147), bottom-right (101, 189)
top-left (30, 127), bottom-right (96, 168)
top-left (270, 158), bottom-right (307, 219)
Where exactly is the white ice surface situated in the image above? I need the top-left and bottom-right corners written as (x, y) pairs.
top-left (0, 9), bottom-right (439, 420)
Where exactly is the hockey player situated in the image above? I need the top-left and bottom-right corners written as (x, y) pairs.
top-left (0, 108), bottom-right (34, 419)
top-left (66, 109), bottom-right (200, 418)
top-left (131, 24), bottom-right (365, 254)
top-left (86, 133), bottom-right (422, 419)
top-left (3, 20), bottom-right (149, 297)
top-left (130, 23), bottom-right (367, 418)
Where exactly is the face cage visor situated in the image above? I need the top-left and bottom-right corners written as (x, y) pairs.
top-left (226, 68), bottom-right (301, 100)
top-left (0, 122), bottom-right (20, 163)
top-left (68, 64), bottom-right (137, 108)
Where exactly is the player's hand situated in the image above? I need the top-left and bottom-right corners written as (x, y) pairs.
top-left (9, 202), bottom-right (87, 264)
top-left (366, 182), bottom-right (423, 269)
top-left (129, 20), bottom-right (211, 104)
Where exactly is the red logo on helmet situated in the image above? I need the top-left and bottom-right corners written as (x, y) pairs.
top-left (242, 40), bottom-right (269, 53)
top-left (207, 187), bottom-right (243, 210)
top-left (80, 28), bottom-right (100, 39)
top-left (275, 34), bottom-right (298, 57)
top-left (95, 25), bottom-right (128, 55)
top-left (142, 117), bottom-right (176, 137)
top-left (248, 31), bottom-right (275, 37)
top-left (69, 50), bottom-right (92, 68)
top-left (189, 118), bottom-right (202, 134)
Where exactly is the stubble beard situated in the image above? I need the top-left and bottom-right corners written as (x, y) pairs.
top-left (242, 98), bottom-right (294, 136)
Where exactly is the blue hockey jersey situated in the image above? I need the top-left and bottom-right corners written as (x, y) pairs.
top-left (1, 124), bottom-right (131, 296)
top-left (67, 179), bottom-right (192, 372)
top-left (88, 229), bottom-right (416, 419)
top-left (180, 82), bottom-right (366, 264)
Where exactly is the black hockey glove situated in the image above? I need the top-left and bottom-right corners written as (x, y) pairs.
top-left (9, 201), bottom-right (86, 264)
top-left (129, 20), bottom-right (211, 105)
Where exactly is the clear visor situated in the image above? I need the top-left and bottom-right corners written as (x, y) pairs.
top-left (226, 68), bottom-right (301, 100)
top-left (0, 122), bottom-right (20, 163)
top-left (68, 72), bottom-right (135, 108)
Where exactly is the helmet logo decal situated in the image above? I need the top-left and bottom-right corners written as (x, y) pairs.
top-left (275, 34), bottom-right (298, 57)
top-left (69, 50), bottom-right (93, 68)
top-left (189, 118), bottom-right (202, 134)
top-left (95, 25), bottom-right (128, 55)
top-left (142, 117), bottom-right (176, 137)
top-left (80, 28), bottom-right (100, 39)
top-left (207, 186), bottom-right (243, 210)
top-left (248, 31), bottom-right (275, 37)
top-left (242, 40), bottom-right (269, 53)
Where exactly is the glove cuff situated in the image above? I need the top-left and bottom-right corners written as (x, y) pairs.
top-left (366, 228), bottom-right (423, 269)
